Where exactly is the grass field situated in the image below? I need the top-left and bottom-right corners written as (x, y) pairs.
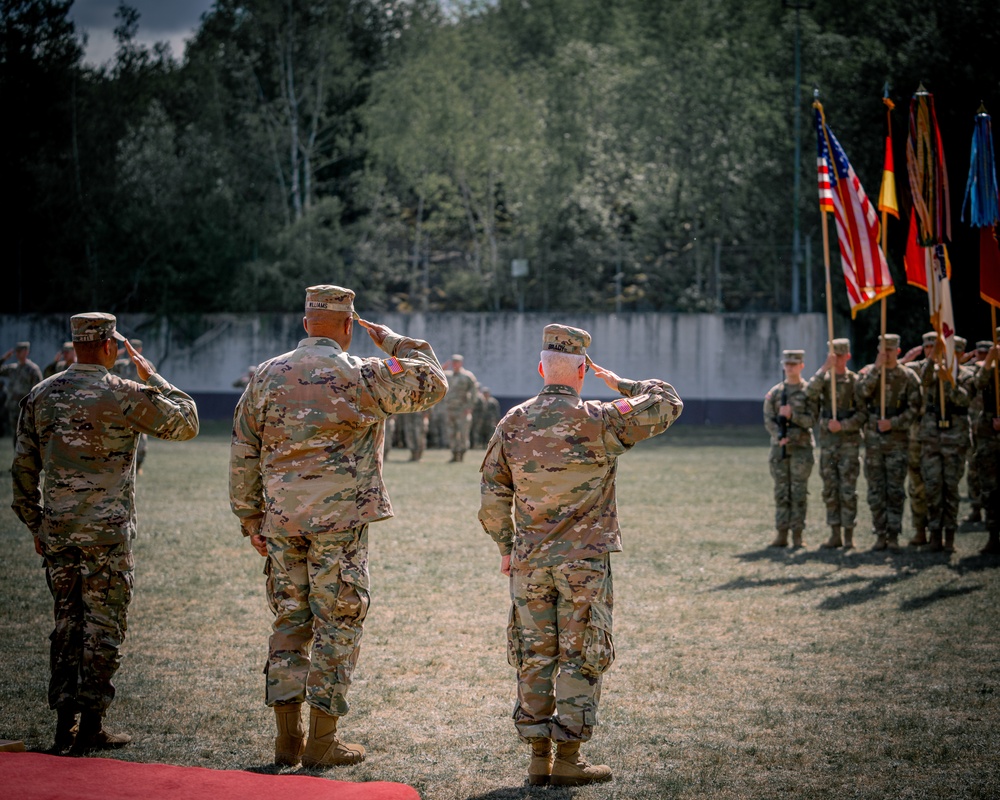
top-left (1, 424), bottom-right (998, 799)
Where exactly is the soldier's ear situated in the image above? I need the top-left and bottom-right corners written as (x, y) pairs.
top-left (537, 361), bottom-right (544, 378)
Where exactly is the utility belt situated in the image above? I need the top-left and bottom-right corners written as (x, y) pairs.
top-left (925, 405), bottom-right (967, 429)
top-left (821, 409), bottom-right (854, 422)
top-left (868, 404), bottom-right (903, 419)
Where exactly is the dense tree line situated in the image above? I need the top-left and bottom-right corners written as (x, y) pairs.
top-left (2, 0), bottom-right (998, 337)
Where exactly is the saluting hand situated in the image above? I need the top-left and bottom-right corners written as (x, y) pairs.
top-left (360, 319), bottom-right (391, 348)
top-left (123, 339), bottom-right (155, 382)
top-left (587, 358), bottom-right (622, 392)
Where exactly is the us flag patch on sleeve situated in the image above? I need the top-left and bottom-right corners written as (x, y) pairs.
top-left (613, 398), bottom-right (634, 414)
top-left (384, 357), bottom-right (404, 375)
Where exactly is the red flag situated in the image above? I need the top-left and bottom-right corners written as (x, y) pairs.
top-left (878, 97), bottom-right (900, 219)
top-left (982, 225), bottom-right (1000, 307)
top-left (905, 210), bottom-right (929, 290)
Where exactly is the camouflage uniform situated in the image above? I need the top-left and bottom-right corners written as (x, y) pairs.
top-left (43, 344), bottom-right (76, 379)
top-left (472, 389), bottom-right (502, 448)
top-left (444, 357), bottom-right (478, 460)
top-left (229, 286), bottom-right (447, 715)
top-left (974, 356), bottom-right (1000, 553)
top-left (763, 366), bottom-right (816, 541)
top-left (917, 360), bottom-right (972, 551)
top-left (904, 337), bottom-right (937, 543)
top-left (857, 349), bottom-right (922, 548)
top-left (2, 345), bottom-right (43, 435)
top-left (113, 341), bottom-right (151, 470)
top-left (964, 345), bottom-right (991, 522)
top-left (400, 410), bottom-right (430, 461)
top-left (11, 314), bottom-right (199, 717)
top-left (805, 354), bottom-right (866, 544)
top-left (479, 324), bottom-right (683, 747)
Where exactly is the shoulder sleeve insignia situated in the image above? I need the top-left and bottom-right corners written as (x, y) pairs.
top-left (613, 397), bottom-right (633, 414)
top-left (384, 356), bottom-right (404, 376)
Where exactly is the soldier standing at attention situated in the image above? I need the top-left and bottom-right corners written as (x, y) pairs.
top-left (400, 410), bottom-right (430, 462)
top-left (764, 350), bottom-right (816, 548)
top-left (857, 334), bottom-right (922, 551)
top-left (974, 337), bottom-right (1000, 554)
top-left (11, 313), bottom-right (199, 755)
top-left (444, 353), bottom-right (478, 462)
top-left (479, 324), bottom-right (683, 787)
top-left (229, 286), bottom-right (447, 769)
top-left (806, 339), bottom-right (866, 549)
top-left (901, 332), bottom-right (937, 546)
top-left (964, 340), bottom-right (994, 525)
top-left (917, 336), bottom-right (973, 553)
top-left (1, 341), bottom-right (43, 435)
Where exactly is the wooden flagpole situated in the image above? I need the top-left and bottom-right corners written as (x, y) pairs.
top-left (821, 208), bottom-right (837, 417)
top-left (879, 210), bottom-right (888, 418)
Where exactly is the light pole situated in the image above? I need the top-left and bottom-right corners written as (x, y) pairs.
top-left (783, 0), bottom-right (814, 314)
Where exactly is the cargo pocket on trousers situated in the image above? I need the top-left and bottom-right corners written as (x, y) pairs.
top-left (105, 549), bottom-right (135, 635)
top-left (580, 600), bottom-right (615, 678)
top-left (506, 603), bottom-right (524, 670)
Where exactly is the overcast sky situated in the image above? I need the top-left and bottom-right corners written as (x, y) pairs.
top-left (68, 0), bottom-right (215, 65)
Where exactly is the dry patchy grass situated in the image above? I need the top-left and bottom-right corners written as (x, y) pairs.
top-left (1, 426), bottom-right (998, 799)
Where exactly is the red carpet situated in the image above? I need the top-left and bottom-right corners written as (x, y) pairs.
top-left (0, 752), bottom-right (420, 800)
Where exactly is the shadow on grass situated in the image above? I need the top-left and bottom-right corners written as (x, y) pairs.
top-left (464, 788), bottom-right (577, 800)
top-left (720, 545), bottom-right (999, 611)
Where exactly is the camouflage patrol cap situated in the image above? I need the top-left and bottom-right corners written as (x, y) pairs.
top-left (130, 339), bottom-right (143, 349)
top-left (829, 338), bottom-right (850, 356)
top-left (305, 285), bottom-right (355, 314)
top-left (15, 341), bottom-right (30, 350)
top-left (977, 340), bottom-right (993, 352)
top-left (781, 349), bottom-right (805, 364)
top-left (61, 341), bottom-right (74, 351)
top-left (451, 354), bottom-right (464, 362)
top-left (543, 324), bottom-right (591, 355)
top-left (71, 312), bottom-right (126, 343)
top-left (879, 333), bottom-right (901, 350)
top-left (953, 336), bottom-right (967, 352)
top-left (922, 331), bottom-right (938, 346)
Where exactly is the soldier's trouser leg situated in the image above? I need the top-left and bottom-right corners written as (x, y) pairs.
top-left (769, 446), bottom-right (793, 531)
top-left (883, 445), bottom-right (909, 539)
top-left (922, 442), bottom-right (945, 536)
top-left (908, 436), bottom-right (927, 533)
top-left (865, 445), bottom-right (889, 535)
top-left (265, 527), bottom-right (370, 716)
top-left (788, 446), bottom-right (813, 532)
top-left (977, 436), bottom-right (1000, 529)
top-left (822, 443), bottom-right (859, 529)
top-left (941, 446), bottom-right (966, 532)
top-left (44, 542), bottom-right (133, 714)
top-left (510, 556), bottom-right (614, 744)
top-left (136, 433), bottom-right (148, 470)
top-left (449, 412), bottom-right (472, 454)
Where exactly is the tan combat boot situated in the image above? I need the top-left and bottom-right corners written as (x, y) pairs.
top-left (821, 526), bottom-right (842, 549)
top-left (550, 741), bottom-right (612, 786)
top-left (908, 526), bottom-right (928, 546)
top-left (842, 528), bottom-right (854, 549)
top-left (886, 532), bottom-right (901, 553)
top-left (927, 530), bottom-right (944, 553)
top-left (791, 529), bottom-right (804, 548)
top-left (70, 711), bottom-right (131, 753)
top-left (981, 529), bottom-right (1000, 555)
top-left (769, 529), bottom-right (789, 548)
top-left (51, 708), bottom-right (78, 756)
top-left (943, 529), bottom-right (956, 554)
top-left (872, 533), bottom-right (888, 551)
top-left (274, 702), bottom-right (305, 766)
top-left (527, 739), bottom-right (553, 786)
top-left (301, 706), bottom-right (365, 768)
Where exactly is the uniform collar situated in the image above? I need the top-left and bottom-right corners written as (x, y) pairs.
top-left (299, 337), bottom-right (345, 354)
top-left (68, 363), bottom-right (109, 374)
top-left (540, 384), bottom-right (580, 397)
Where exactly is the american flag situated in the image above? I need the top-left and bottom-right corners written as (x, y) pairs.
top-left (814, 103), bottom-right (894, 316)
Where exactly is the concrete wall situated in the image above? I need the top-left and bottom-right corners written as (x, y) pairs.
top-left (1, 312), bottom-right (831, 423)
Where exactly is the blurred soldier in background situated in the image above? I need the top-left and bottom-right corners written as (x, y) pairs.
top-left (401, 410), bottom-right (430, 462)
top-left (444, 354), bottom-right (478, 462)
top-left (963, 340), bottom-right (993, 525)
top-left (763, 350), bottom-right (816, 548)
top-left (858, 334), bottom-right (922, 552)
top-left (43, 342), bottom-right (76, 379)
top-left (230, 285), bottom-right (447, 769)
top-left (902, 332), bottom-right (937, 546)
top-left (1, 341), bottom-right (43, 436)
top-left (472, 386), bottom-right (502, 448)
top-left (806, 339), bottom-right (866, 549)
top-left (974, 336), bottom-right (1000, 554)
top-left (480, 323), bottom-right (683, 786)
top-left (12, 313), bottom-right (199, 755)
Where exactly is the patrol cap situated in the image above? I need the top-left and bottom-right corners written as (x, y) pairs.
top-left (61, 341), bottom-right (74, 351)
top-left (977, 340), bottom-right (993, 352)
top-left (922, 331), bottom-right (938, 346)
top-left (781, 349), bottom-right (805, 364)
top-left (130, 339), bottom-right (143, 350)
top-left (879, 333), bottom-right (901, 350)
top-left (15, 341), bottom-right (30, 350)
top-left (71, 312), bottom-right (126, 343)
top-left (953, 336), bottom-right (967, 352)
top-left (305, 285), bottom-right (355, 314)
top-left (451, 353), bottom-right (464, 362)
top-left (829, 338), bottom-right (850, 356)
top-left (543, 324), bottom-right (591, 355)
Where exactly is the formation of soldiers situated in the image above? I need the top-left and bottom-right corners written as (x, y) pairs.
top-left (765, 331), bottom-right (1000, 556)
